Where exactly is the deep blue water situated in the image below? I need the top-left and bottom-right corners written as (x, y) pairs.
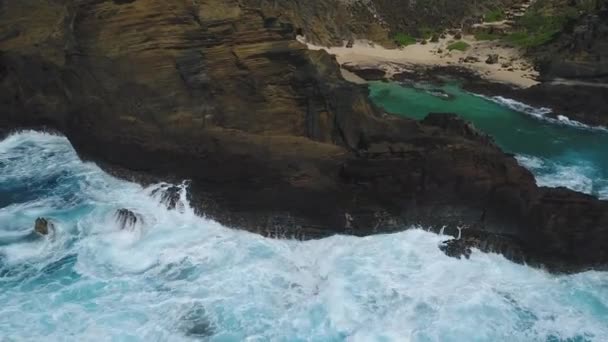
top-left (0, 128), bottom-right (607, 341)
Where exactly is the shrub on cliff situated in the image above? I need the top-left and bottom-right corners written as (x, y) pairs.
top-left (393, 32), bottom-right (416, 46)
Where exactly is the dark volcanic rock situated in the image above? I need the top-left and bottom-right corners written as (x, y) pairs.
top-left (151, 185), bottom-right (183, 211)
top-left (440, 229), bottom-right (525, 263)
top-left (342, 64), bottom-right (387, 80)
top-left (1, 0), bottom-right (607, 273)
top-left (34, 218), bottom-right (53, 236)
top-left (115, 209), bottom-right (141, 231)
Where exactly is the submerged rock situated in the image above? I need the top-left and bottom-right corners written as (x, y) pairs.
top-left (178, 303), bottom-right (214, 338)
top-left (34, 218), bottom-right (54, 236)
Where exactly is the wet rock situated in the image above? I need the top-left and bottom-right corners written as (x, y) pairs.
top-left (346, 38), bottom-right (354, 48)
top-left (454, 32), bottom-right (462, 40)
top-left (421, 39), bottom-right (428, 45)
top-left (34, 218), bottom-right (53, 236)
top-left (114, 209), bottom-right (141, 230)
top-left (486, 54), bottom-right (499, 64)
top-left (440, 230), bottom-right (526, 264)
top-left (440, 238), bottom-right (473, 259)
top-left (151, 185), bottom-right (182, 210)
top-left (430, 33), bottom-right (440, 43)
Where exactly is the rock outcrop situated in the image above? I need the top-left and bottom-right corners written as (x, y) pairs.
top-left (1, 0), bottom-right (608, 272)
top-left (34, 218), bottom-right (54, 236)
top-left (115, 209), bottom-right (141, 231)
top-left (151, 185), bottom-right (184, 211)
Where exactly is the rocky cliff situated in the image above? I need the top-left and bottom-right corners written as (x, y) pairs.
top-left (1, 0), bottom-right (608, 272)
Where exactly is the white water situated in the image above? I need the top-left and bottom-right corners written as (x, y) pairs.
top-left (1, 131), bottom-right (608, 341)
top-left (516, 154), bottom-right (608, 197)
top-left (487, 96), bottom-right (608, 132)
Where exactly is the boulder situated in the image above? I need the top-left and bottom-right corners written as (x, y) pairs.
top-left (34, 218), bottom-right (53, 236)
top-left (486, 54), bottom-right (499, 64)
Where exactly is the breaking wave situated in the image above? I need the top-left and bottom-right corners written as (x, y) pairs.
top-left (488, 96), bottom-right (608, 132)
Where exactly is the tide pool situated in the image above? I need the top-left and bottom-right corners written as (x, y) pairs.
top-left (369, 81), bottom-right (608, 198)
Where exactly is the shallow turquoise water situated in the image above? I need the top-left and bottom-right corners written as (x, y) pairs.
top-left (0, 130), bottom-right (607, 340)
top-left (369, 82), bottom-right (608, 198)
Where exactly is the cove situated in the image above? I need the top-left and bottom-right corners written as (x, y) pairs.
top-left (369, 81), bottom-right (608, 198)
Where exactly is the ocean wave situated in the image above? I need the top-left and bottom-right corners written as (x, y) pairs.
top-left (516, 154), bottom-right (607, 199)
top-left (1, 132), bottom-right (608, 341)
top-left (482, 96), bottom-right (608, 132)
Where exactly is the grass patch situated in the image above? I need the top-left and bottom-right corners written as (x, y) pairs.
top-left (474, 32), bottom-right (502, 41)
top-left (393, 32), bottom-right (416, 46)
top-left (418, 27), bottom-right (435, 39)
top-left (485, 9), bottom-right (505, 22)
top-left (447, 41), bottom-right (470, 51)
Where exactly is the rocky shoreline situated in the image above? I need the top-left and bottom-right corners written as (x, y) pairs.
top-left (1, 0), bottom-right (607, 273)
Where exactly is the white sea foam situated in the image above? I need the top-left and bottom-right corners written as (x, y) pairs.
top-left (516, 154), bottom-right (607, 199)
top-left (1, 132), bottom-right (608, 341)
top-left (482, 96), bottom-right (608, 132)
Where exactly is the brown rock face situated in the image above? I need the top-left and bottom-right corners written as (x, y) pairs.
top-left (1, 0), bottom-right (608, 272)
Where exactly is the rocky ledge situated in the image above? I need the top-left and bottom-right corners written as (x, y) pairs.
top-left (1, 0), bottom-right (607, 273)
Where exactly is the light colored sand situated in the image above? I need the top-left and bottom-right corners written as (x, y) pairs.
top-left (301, 35), bottom-right (539, 88)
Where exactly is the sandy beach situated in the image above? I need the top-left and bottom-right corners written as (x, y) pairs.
top-left (302, 35), bottom-right (540, 88)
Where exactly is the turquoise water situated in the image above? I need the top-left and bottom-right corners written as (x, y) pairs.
top-left (369, 82), bottom-right (608, 198)
top-left (1, 131), bottom-right (608, 340)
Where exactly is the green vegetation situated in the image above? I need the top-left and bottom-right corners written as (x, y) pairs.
top-left (505, 10), bottom-right (577, 48)
top-left (418, 27), bottom-right (435, 39)
top-left (474, 32), bottom-right (502, 41)
top-left (503, 0), bottom-right (599, 48)
top-left (485, 9), bottom-right (505, 22)
top-left (393, 32), bottom-right (416, 46)
top-left (447, 41), bottom-right (470, 51)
